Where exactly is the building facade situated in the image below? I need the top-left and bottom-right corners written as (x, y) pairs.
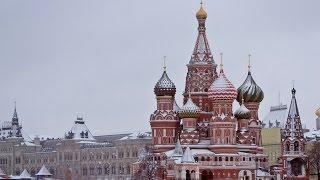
top-left (133, 4), bottom-right (271, 180)
top-left (0, 108), bottom-right (151, 179)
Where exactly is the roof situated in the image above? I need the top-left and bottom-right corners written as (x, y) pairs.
top-left (154, 70), bottom-right (176, 96)
top-left (35, 165), bottom-right (52, 176)
top-left (20, 169), bottom-right (31, 178)
top-left (119, 131), bottom-right (151, 140)
top-left (172, 140), bottom-right (183, 156)
top-left (262, 104), bottom-right (287, 128)
top-left (65, 117), bottom-right (95, 141)
top-left (178, 97), bottom-right (200, 118)
top-left (208, 67), bottom-right (237, 101)
top-left (305, 130), bottom-right (320, 141)
top-left (181, 147), bottom-right (195, 163)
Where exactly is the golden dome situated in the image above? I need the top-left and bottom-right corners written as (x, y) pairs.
top-left (315, 108), bottom-right (320, 117)
top-left (196, 5), bottom-right (207, 19)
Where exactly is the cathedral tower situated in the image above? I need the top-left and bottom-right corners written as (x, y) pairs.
top-left (184, 4), bottom-right (218, 117)
top-left (237, 56), bottom-right (264, 146)
top-left (150, 65), bottom-right (180, 152)
top-left (281, 88), bottom-right (309, 179)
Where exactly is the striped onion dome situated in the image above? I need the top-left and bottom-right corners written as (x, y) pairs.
top-left (234, 101), bottom-right (251, 119)
top-left (208, 67), bottom-right (237, 100)
top-left (237, 71), bottom-right (264, 103)
top-left (154, 70), bottom-right (176, 96)
top-left (178, 97), bottom-right (200, 118)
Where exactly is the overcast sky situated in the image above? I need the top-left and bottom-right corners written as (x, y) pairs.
top-left (0, 0), bottom-right (319, 137)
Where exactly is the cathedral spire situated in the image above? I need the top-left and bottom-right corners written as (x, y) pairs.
top-left (288, 87), bottom-right (299, 118)
top-left (12, 101), bottom-right (18, 120)
top-left (189, 2), bottom-right (214, 65)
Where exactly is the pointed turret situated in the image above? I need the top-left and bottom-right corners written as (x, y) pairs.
top-left (190, 3), bottom-right (214, 65)
top-left (281, 88), bottom-right (309, 179)
top-left (181, 146), bottom-right (195, 163)
top-left (288, 88), bottom-right (299, 118)
top-left (154, 63), bottom-right (176, 97)
top-left (284, 88), bottom-right (303, 139)
top-left (12, 102), bottom-right (19, 125)
top-left (172, 139), bottom-right (183, 157)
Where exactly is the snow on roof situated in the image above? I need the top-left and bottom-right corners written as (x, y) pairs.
top-left (179, 98), bottom-right (200, 114)
top-left (65, 117), bottom-right (95, 141)
top-left (119, 131), bottom-right (151, 140)
top-left (35, 165), bottom-right (52, 176)
top-left (257, 169), bottom-right (272, 177)
top-left (305, 130), bottom-right (320, 141)
top-left (172, 140), bottom-right (183, 156)
top-left (21, 141), bottom-right (38, 146)
top-left (181, 147), bottom-right (195, 163)
top-left (20, 169), bottom-right (31, 178)
top-left (263, 104), bottom-right (287, 128)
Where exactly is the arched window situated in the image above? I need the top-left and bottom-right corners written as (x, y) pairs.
top-left (104, 165), bottom-right (109, 175)
top-left (294, 141), bottom-right (299, 151)
top-left (186, 170), bottom-right (191, 180)
top-left (89, 167), bottom-right (94, 175)
top-left (225, 157), bottom-right (229, 161)
top-left (219, 157), bottom-right (222, 161)
top-left (230, 157), bottom-right (233, 161)
top-left (286, 142), bottom-right (290, 151)
top-left (82, 167), bottom-right (87, 176)
top-left (97, 167), bottom-right (102, 175)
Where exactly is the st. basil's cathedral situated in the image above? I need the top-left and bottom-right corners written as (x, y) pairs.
top-left (133, 3), bottom-right (309, 180)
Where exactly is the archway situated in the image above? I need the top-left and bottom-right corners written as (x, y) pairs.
top-left (186, 170), bottom-right (191, 180)
top-left (201, 170), bottom-right (208, 180)
top-left (291, 158), bottom-right (304, 176)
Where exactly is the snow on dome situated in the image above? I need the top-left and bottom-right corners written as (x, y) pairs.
top-left (237, 71), bottom-right (264, 103)
top-left (234, 102), bottom-right (251, 119)
top-left (154, 70), bottom-right (176, 96)
top-left (20, 169), bottom-right (31, 178)
top-left (178, 97), bottom-right (200, 118)
top-left (65, 117), bottom-right (95, 141)
top-left (35, 165), bottom-right (52, 176)
top-left (208, 68), bottom-right (237, 101)
top-left (181, 146), bottom-right (195, 163)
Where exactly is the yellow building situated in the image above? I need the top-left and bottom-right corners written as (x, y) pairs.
top-left (261, 128), bottom-right (282, 166)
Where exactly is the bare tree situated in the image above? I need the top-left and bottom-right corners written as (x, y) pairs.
top-left (307, 141), bottom-right (320, 180)
top-left (133, 146), bottom-right (159, 180)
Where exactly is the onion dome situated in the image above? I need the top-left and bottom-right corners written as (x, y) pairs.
top-left (315, 108), bottom-right (320, 117)
top-left (237, 71), bottom-right (264, 103)
top-left (154, 69), bottom-right (176, 96)
top-left (234, 100), bottom-right (251, 119)
top-left (208, 65), bottom-right (237, 101)
top-left (178, 97), bottom-right (201, 118)
top-left (196, 4), bottom-right (207, 19)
